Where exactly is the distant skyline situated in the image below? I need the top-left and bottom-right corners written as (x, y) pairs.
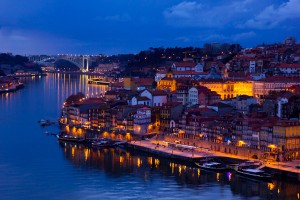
top-left (1, 0), bottom-right (299, 55)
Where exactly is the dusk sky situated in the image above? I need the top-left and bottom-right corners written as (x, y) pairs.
top-left (1, 0), bottom-right (299, 55)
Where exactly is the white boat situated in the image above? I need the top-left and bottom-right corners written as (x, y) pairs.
top-left (92, 140), bottom-right (112, 148)
top-left (195, 161), bottom-right (228, 172)
top-left (38, 119), bottom-right (52, 126)
top-left (235, 168), bottom-right (273, 180)
top-left (230, 160), bottom-right (263, 171)
top-left (57, 134), bottom-right (85, 143)
top-left (113, 141), bottom-right (127, 146)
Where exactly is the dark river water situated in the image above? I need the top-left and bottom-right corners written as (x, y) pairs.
top-left (0, 73), bottom-right (299, 200)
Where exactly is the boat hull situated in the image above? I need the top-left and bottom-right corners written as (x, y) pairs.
top-left (195, 162), bottom-right (228, 172)
top-left (57, 136), bottom-right (85, 143)
top-left (235, 169), bottom-right (273, 181)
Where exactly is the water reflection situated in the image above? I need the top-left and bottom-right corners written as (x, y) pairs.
top-left (58, 142), bottom-right (300, 199)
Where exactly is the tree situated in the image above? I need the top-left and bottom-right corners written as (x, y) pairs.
top-left (0, 69), bottom-right (6, 76)
top-left (55, 59), bottom-right (80, 71)
top-left (152, 81), bottom-right (157, 89)
top-left (65, 92), bottom-right (85, 105)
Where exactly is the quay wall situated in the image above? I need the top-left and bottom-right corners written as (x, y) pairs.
top-left (126, 142), bottom-right (198, 162)
top-left (127, 140), bottom-right (300, 181)
top-left (164, 135), bottom-right (265, 160)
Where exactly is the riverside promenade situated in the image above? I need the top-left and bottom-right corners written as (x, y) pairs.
top-left (128, 140), bottom-right (214, 161)
top-left (128, 140), bottom-right (300, 179)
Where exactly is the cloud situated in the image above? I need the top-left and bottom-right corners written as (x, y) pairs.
top-left (164, 0), bottom-right (257, 28)
top-left (244, 0), bottom-right (300, 29)
top-left (0, 27), bottom-right (79, 55)
top-left (164, 1), bottom-right (204, 19)
top-left (232, 31), bottom-right (256, 41)
top-left (175, 36), bottom-right (191, 42)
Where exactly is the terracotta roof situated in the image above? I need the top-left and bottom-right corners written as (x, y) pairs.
top-left (133, 78), bottom-right (153, 86)
top-left (173, 61), bottom-right (195, 67)
top-left (152, 90), bottom-right (167, 96)
top-left (162, 102), bottom-right (182, 108)
top-left (260, 76), bottom-right (300, 82)
top-left (161, 77), bottom-right (174, 81)
top-left (137, 96), bottom-right (150, 101)
top-left (111, 81), bottom-right (124, 87)
top-left (172, 70), bottom-right (207, 75)
top-left (276, 63), bottom-right (300, 69)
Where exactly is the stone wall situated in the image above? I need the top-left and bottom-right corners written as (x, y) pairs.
top-left (165, 135), bottom-right (265, 160)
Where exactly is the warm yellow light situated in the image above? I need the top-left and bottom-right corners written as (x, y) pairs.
top-left (268, 144), bottom-right (276, 149)
top-left (71, 147), bottom-right (75, 158)
top-left (119, 156), bottom-right (124, 164)
top-left (103, 131), bottom-right (109, 138)
top-left (154, 158), bottom-right (160, 168)
top-left (65, 125), bottom-right (70, 133)
top-left (238, 140), bottom-right (245, 146)
top-left (137, 158), bottom-right (142, 167)
top-left (268, 182), bottom-right (275, 191)
top-left (171, 162), bottom-right (175, 174)
top-left (147, 157), bottom-right (153, 165)
top-left (84, 148), bottom-right (89, 161)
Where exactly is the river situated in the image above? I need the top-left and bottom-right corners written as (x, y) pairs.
top-left (0, 73), bottom-right (299, 200)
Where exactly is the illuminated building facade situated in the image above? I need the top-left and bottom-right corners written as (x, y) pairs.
top-left (199, 80), bottom-right (253, 100)
top-left (157, 77), bottom-right (177, 92)
top-left (133, 107), bottom-right (151, 135)
top-left (273, 121), bottom-right (300, 161)
top-left (157, 71), bottom-right (177, 92)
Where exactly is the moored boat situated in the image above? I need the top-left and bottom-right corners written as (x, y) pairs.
top-left (57, 134), bottom-right (85, 143)
top-left (234, 160), bottom-right (273, 181)
top-left (113, 141), bottom-right (127, 147)
top-left (38, 119), bottom-right (54, 126)
top-left (195, 161), bottom-right (229, 172)
top-left (235, 168), bottom-right (273, 180)
top-left (92, 140), bottom-right (112, 148)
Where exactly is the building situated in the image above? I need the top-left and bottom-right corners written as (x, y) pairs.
top-left (133, 107), bottom-right (152, 135)
top-left (188, 86), bottom-right (221, 106)
top-left (130, 96), bottom-right (151, 106)
top-left (273, 121), bottom-right (300, 161)
top-left (157, 71), bottom-right (177, 92)
top-left (123, 77), bottom-right (153, 91)
top-left (232, 95), bottom-right (258, 114)
top-left (249, 61), bottom-right (256, 73)
top-left (200, 80), bottom-right (253, 100)
top-left (253, 76), bottom-right (300, 98)
top-left (159, 102), bottom-right (183, 132)
top-left (94, 63), bottom-right (119, 73)
top-left (140, 89), bottom-right (167, 107)
top-left (175, 85), bottom-right (189, 105)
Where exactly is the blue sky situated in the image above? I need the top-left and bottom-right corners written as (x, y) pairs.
top-left (0, 0), bottom-right (299, 55)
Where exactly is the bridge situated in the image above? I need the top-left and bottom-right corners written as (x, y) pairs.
top-left (34, 55), bottom-right (90, 71)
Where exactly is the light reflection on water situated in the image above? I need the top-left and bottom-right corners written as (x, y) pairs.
top-left (0, 73), bottom-right (299, 200)
top-left (58, 141), bottom-right (300, 200)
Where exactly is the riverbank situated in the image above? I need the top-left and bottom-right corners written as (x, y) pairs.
top-left (0, 82), bottom-right (24, 94)
top-left (127, 140), bottom-right (300, 180)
